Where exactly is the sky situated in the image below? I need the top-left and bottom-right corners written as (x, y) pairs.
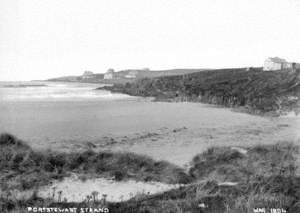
top-left (0, 0), bottom-right (300, 81)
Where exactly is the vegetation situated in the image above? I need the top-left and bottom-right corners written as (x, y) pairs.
top-left (108, 143), bottom-right (300, 213)
top-left (1, 133), bottom-right (299, 212)
top-left (0, 133), bottom-right (190, 192)
top-left (102, 68), bottom-right (300, 114)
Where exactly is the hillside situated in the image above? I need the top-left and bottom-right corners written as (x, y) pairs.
top-left (116, 68), bottom-right (207, 78)
top-left (47, 73), bottom-right (105, 83)
top-left (47, 69), bottom-right (207, 84)
top-left (101, 68), bottom-right (300, 114)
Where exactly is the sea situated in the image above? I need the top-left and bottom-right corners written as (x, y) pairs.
top-left (0, 81), bottom-right (130, 101)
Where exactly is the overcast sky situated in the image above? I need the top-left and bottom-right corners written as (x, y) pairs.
top-left (1, 0), bottom-right (300, 81)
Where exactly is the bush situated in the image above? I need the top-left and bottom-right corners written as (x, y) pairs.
top-left (189, 147), bottom-right (246, 180)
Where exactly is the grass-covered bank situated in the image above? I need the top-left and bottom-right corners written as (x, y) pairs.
top-left (0, 133), bottom-right (190, 192)
top-left (101, 68), bottom-right (300, 115)
top-left (1, 133), bottom-right (299, 212)
top-left (109, 144), bottom-right (300, 212)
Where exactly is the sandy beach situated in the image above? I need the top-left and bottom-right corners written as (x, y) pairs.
top-left (0, 84), bottom-right (299, 167)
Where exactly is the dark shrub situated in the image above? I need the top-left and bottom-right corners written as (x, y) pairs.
top-left (68, 151), bottom-right (95, 169)
top-left (0, 133), bottom-right (29, 148)
top-left (95, 161), bottom-right (107, 172)
top-left (96, 152), bottom-right (113, 160)
top-left (174, 171), bottom-right (193, 184)
top-left (114, 170), bottom-right (125, 181)
top-left (47, 153), bottom-right (66, 168)
top-left (189, 147), bottom-right (245, 179)
top-left (0, 133), bottom-right (18, 146)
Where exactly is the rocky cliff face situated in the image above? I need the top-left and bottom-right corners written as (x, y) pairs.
top-left (103, 68), bottom-right (300, 114)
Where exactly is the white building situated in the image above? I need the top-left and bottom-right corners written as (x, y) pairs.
top-left (125, 70), bottom-right (138, 78)
top-left (263, 57), bottom-right (287, 71)
top-left (263, 57), bottom-right (300, 71)
top-left (104, 69), bottom-right (115, 79)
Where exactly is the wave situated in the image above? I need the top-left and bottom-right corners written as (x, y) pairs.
top-left (1, 92), bottom-right (131, 101)
top-left (0, 82), bottom-right (132, 101)
top-left (2, 84), bottom-right (47, 88)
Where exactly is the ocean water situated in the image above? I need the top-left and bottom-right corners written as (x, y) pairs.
top-left (0, 81), bottom-right (131, 101)
top-left (0, 81), bottom-right (299, 166)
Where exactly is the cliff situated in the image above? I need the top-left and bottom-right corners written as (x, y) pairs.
top-left (102, 68), bottom-right (300, 114)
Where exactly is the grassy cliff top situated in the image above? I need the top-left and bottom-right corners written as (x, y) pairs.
top-left (103, 68), bottom-right (300, 114)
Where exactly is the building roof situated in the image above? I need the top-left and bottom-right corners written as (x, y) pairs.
top-left (267, 57), bottom-right (287, 63)
top-left (106, 69), bottom-right (115, 74)
top-left (83, 71), bottom-right (94, 76)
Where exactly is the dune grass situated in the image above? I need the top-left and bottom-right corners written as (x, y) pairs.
top-left (0, 133), bottom-right (190, 193)
top-left (189, 143), bottom-right (298, 182)
top-left (1, 133), bottom-right (299, 212)
top-left (108, 143), bottom-right (300, 213)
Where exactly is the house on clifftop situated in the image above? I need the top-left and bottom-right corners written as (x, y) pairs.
top-left (125, 70), bottom-right (138, 78)
top-left (104, 69), bottom-right (115, 79)
top-left (263, 57), bottom-right (300, 71)
top-left (263, 57), bottom-right (288, 71)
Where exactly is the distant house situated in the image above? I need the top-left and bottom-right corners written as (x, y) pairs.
top-left (104, 69), bottom-right (115, 79)
top-left (263, 57), bottom-right (300, 71)
top-left (125, 70), bottom-right (138, 78)
top-left (82, 71), bottom-right (94, 79)
top-left (83, 71), bottom-right (93, 76)
top-left (263, 57), bottom-right (288, 71)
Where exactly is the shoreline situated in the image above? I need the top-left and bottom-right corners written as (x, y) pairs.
top-left (98, 68), bottom-right (300, 117)
top-left (1, 98), bottom-right (298, 167)
top-left (98, 88), bottom-right (298, 117)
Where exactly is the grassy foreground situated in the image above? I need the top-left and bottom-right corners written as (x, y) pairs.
top-left (0, 133), bottom-right (190, 189)
top-left (109, 144), bottom-right (300, 213)
top-left (0, 133), bottom-right (299, 212)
